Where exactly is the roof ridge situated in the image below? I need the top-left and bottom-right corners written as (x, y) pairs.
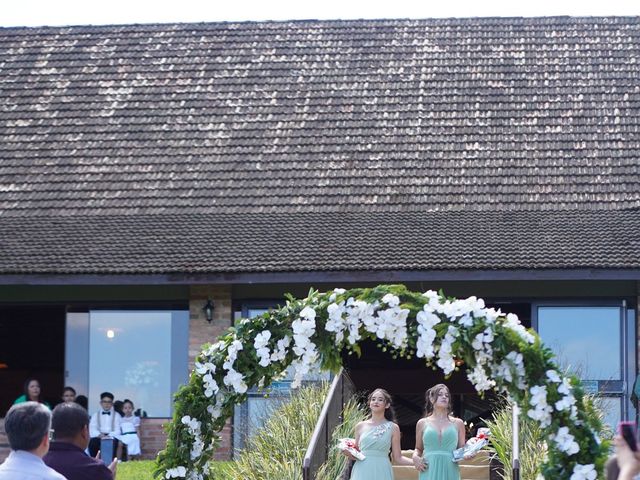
top-left (1, 15), bottom-right (639, 32)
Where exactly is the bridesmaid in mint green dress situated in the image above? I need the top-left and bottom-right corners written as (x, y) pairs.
top-left (412, 384), bottom-right (467, 480)
top-left (342, 388), bottom-right (413, 480)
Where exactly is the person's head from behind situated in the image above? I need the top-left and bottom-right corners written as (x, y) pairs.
top-left (4, 402), bottom-right (51, 456)
top-left (62, 386), bottom-right (76, 403)
top-left (122, 399), bottom-right (135, 417)
top-left (425, 383), bottom-right (453, 417)
top-left (51, 402), bottom-right (91, 449)
top-left (75, 395), bottom-right (88, 410)
top-left (99, 391), bottom-right (114, 411)
top-left (24, 378), bottom-right (42, 402)
top-left (113, 400), bottom-right (124, 416)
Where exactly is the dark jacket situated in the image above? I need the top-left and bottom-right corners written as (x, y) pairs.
top-left (43, 441), bottom-right (113, 480)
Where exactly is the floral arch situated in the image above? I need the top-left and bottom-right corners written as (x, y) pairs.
top-left (156, 285), bottom-right (607, 480)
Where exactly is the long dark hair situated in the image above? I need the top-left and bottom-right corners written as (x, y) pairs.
top-left (424, 383), bottom-right (453, 418)
top-left (75, 395), bottom-right (88, 410)
top-left (23, 378), bottom-right (42, 402)
top-left (368, 388), bottom-right (397, 423)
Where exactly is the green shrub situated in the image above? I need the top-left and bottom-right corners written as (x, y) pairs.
top-left (316, 396), bottom-right (369, 480)
top-left (484, 401), bottom-right (547, 480)
top-left (485, 394), bottom-right (611, 480)
top-left (226, 383), bottom-right (331, 480)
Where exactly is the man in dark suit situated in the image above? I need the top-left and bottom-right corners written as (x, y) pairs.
top-left (44, 403), bottom-right (117, 480)
top-left (0, 402), bottom-right (66, 480)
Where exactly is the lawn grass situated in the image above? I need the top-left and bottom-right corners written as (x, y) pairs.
top-left (118, 460), bottom-right (233, 480)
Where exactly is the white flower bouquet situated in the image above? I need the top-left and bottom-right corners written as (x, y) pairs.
top-left (337, 437), bottom-right (366, 461)
top-left (452, 428), bottom-right (490, 463)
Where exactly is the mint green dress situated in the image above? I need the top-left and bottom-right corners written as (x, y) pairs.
top-left (419, 423), bottom-right (460, 480)
top-left (350, 421), bottom-right (394, 480)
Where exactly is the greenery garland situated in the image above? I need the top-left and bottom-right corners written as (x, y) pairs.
top-left (155, 285), bottom-right (607, 480)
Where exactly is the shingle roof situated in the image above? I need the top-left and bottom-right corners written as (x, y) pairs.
top-left (1, 16), bottom-right (639, 217)
top-left (1, 17), bottom-right (639, 275)
top-left (0, 210), bottom-right (638, 274)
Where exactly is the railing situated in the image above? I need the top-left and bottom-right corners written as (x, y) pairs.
top-left (302, 368), bottom-right (355, 480)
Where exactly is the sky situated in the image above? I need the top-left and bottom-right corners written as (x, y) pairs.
top-left (1, 0), bottom-right (639, 28)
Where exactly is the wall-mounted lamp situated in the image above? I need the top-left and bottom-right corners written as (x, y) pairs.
top-left (203, 298), bottom-right (215, 323)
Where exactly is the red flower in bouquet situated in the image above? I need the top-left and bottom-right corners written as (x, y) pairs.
top-left (337, 437), bottom-right (366, 461)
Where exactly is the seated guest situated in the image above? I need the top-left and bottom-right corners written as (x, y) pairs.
top-left (613, 434), bottom-right (640, 480)
top-left (44, 403), bottom-right (116, 480)
top-left (113, 400), bottom-right (124, 417)
top-left (88, 392), bottom-right (121, 458)
top-left (0, 402), bottom-right (66, 479)
top-left (134, 407), bottom-right (148, 418)
top-left (61, 387), bottom-right (76, 404)
top-left (115, 399), bottom-right (141, 459)
top-left (75, 395), bottom-right (88, 410)
top-left (606, 453), bottom-right (620, 480)
top-left (13, 378), bottom-right (51, 409)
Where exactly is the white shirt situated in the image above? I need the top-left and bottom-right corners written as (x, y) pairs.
top-left (0, 450), bottom-right (67, 480)
top-left (89, 408), bottom-right (122, 438)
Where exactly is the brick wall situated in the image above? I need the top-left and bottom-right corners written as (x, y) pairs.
top-left (215, 421), bottom-right (232, 461)
top-left (140, 285), bottom-right (234, 461)
top-left (188, 285), bottom-right (232, 371)
top-left (189, 285), bottom-right (233, 460)
top-left (0, 418), bottom-right (8, 463)
top-left (140, 418), bottom-right (230, 462)
top-left (139, 418), bottom-right (167, 460)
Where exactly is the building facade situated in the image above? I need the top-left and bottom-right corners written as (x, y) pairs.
top-left (0, 16), bottom-right (639, 458)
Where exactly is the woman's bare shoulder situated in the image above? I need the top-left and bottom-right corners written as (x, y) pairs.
top-left (354, 420), bottom-right (367, 431)
top-left (452, 417), bottom-right (465, 428)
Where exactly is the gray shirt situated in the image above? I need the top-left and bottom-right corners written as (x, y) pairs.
top-left (0, 450), bottom-right (67, 480)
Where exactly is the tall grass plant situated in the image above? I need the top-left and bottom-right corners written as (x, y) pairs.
top-left (226, 383), bottom-right (331, 480)
top-left (485, 394), bottom-right (611, 480)
top-left (484, 401), bottom-right (547, 480)
top-left (316, 395), bottom-right (369, 480)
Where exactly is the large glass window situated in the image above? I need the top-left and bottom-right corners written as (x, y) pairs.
top-left (86, 310), bottom-right (188, 417)
top-left (536, 305), bottom-right (628, 429)
top-left (537, 307), bottom-right (621, 380)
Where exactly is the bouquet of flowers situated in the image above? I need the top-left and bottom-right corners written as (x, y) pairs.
top-left (452, 428), bottom-right (490, 463)
top-left (337, 438), bottom-right (366, 461)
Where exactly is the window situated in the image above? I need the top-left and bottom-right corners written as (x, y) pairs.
top-left (67, 309), bottom-right (189, 418)
top-left (537, 306), bottom-right (621, 380)
top-left (232, 303), bottom-right (330, 454)
top-left (535, 304), bottom-right (633, 429)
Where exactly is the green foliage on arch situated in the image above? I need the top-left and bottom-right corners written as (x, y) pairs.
top-left (156, 285), bottom-right (608, 480)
